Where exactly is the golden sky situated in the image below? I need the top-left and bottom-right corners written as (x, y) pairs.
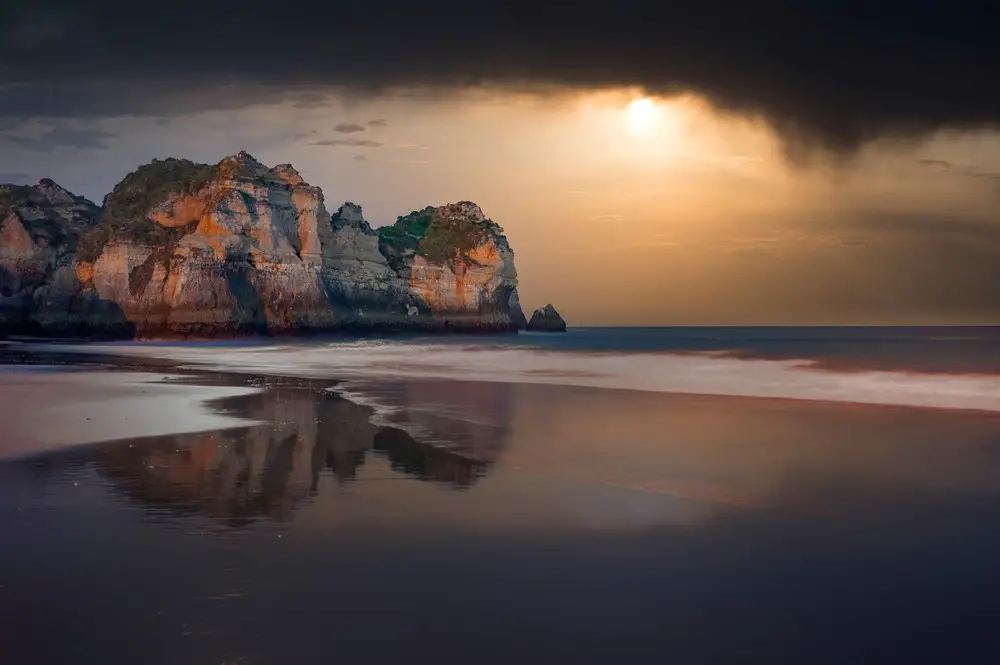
top-left (4, 88), bottom-right (1000, 325)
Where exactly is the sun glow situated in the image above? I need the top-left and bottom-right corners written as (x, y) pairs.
top-left (627, 97), bottom-right (657, 134)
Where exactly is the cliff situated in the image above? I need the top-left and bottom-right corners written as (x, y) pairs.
top-left (0, 152), bottom-right (528, 338)
top-left (0, 179), bottom-right (136, 336)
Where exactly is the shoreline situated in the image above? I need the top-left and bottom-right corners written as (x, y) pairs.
top-left (21, 338), bottom-right (1000, 416)
top-left (4, 347), bottom-right (1000, 527)
top-left (2, 345), bottom-right (1000, 466)
top-left (0, 362), bottom-right (262, 461)
top-left (3, 331), bottom-right (1000, 465)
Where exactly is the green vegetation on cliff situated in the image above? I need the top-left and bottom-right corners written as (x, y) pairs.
top-left (377, 207), bottom-right (492, 271)
top-left (421, 214), bottom-right (491, 266)
top-left (77, 158), bottom-right (216, 262)
top-left (377, 209), bottom-right (433, 271)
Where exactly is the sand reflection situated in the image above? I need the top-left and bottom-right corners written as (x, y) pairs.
top-left (93, 377), bottom-right (501, 526)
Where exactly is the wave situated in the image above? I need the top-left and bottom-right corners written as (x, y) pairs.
top-left (53, 340), bottom-right (1000, 413)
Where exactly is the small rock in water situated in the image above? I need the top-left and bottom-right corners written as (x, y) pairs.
top-left (525, 304), bottom-right (567, 332)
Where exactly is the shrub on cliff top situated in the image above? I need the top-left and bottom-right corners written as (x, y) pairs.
top-left (77, 158), bottom-right (217, 262)
top-left (377, 209), bottom-right (433, 270)
top-left (377, 208), bottom-right (493, 271)
top-left (419, 215), bottom-right (490, 266)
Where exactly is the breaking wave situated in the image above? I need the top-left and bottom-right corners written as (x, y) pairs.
top-left (64, 338), bottom-right (1000, 413)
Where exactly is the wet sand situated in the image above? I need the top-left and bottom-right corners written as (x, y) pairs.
top-left (5, 349), bottom-right (1000, 663)
top-left (0, 365), bottom-right (260, 460)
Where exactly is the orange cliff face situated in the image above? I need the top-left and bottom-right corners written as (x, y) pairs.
top-left (75, 262), bottom-right (94, 284)
top-left (409, 241), bottom-right (506, 313)
top-left (0, 152), bottom-right (529, 338)
top-left (382, 201), bottom-right (526, 329)
top-left (150, 193), bottom-right (210, 228)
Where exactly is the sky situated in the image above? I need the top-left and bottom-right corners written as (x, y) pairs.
top-left (1, 1), bottom-right (999, 325)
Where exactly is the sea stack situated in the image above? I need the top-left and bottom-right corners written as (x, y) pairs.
top-left (0, 152), bottom-right (531, 338)
top-left (526, 304), bottom-right (567, 332)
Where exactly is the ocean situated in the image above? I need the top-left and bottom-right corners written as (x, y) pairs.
top-left (2, 327), bottom-right (1000, 664)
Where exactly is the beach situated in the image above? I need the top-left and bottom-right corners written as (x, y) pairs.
top-left (0, 363), bottom-right (260, 459)
top-left (4, 330), bottom-right (1000, 663)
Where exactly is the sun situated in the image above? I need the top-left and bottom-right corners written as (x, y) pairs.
top-left (627, 97), bottom-right (657, 134)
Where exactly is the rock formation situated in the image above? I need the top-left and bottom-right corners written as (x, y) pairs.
top-left (526, 304), bottom-right (567, 332)
top-left (0, 151), bottom-right (530, 338)
top-left (0, 179), bottom-right (134, 337)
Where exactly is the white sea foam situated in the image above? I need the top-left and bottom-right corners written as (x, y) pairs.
top-left (36, 339), bottom-right (1000, 413)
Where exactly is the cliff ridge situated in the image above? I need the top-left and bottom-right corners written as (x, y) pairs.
top-left (0, 153), bottom-right (530, 337)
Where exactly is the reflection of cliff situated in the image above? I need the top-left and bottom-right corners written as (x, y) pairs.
top-left (94, 379), bottom-right (501, 526)
top-left (374, 428), bottom-right (489, 489)
top-left (382, 379), bottom-right (514, 464)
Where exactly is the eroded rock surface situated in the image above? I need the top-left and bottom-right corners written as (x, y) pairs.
top-left (0, 152), bottom-right (529, 337)
top-left (0, 179), bottom-right (132, 336)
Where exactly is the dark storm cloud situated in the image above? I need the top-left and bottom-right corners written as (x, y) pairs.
top-left (1, 7), bottom-right (70, 47)
top-left (1, 1), bottom-right (999, 154)
top-left (333, 123), bottom-right (366, 134)
top-left (308, 139), bottom-right (382, 148)
top-left (0, 80), bottom-right (297, 119)
top-left (0, 124), bottom-right (118, 151)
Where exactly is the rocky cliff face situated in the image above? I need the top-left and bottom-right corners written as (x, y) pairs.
top-left (0, 179), bottom-right (134, 336)
top-left (377, 201), bottom-right (526, 330)
top-left (0, 152), bottom-right (528, 337)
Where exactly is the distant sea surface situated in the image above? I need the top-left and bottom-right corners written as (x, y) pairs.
top-left (2, 326), bottom-right (1000, 664)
